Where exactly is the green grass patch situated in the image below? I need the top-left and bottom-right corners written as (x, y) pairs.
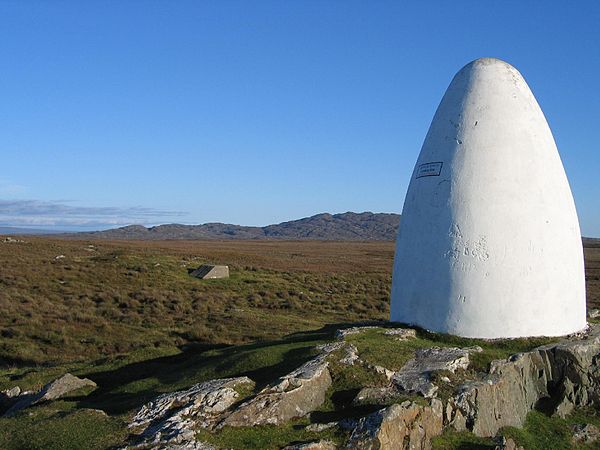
top-left (431, 430), bottom-right (496, 449)
top-left (501, 410), bottom-right (573, 450)
top-left (0, 405), bottom-right (127, 450)
top-left (196, 418), bottom-right (346, 450)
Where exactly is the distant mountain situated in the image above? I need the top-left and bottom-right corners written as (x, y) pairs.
top-left (71, 212), bottom-right (402, 241)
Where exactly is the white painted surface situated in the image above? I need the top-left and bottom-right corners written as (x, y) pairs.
top-left (390, 58), bottom-right (586, 338)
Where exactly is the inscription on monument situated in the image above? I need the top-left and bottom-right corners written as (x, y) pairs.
top-left (416, 162), bottom-right (443, 178)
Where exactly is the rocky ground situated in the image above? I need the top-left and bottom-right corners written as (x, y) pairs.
top-left (5, 318), bottom-right (600, 449)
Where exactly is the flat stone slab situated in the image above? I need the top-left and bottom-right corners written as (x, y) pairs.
top-left (392, 346), bottom-right (480, 398)
top-left (190, 265), bottom-right (229, 279)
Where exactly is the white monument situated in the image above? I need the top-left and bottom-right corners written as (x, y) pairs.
top-left (390, 58), bottom-right (586, 338)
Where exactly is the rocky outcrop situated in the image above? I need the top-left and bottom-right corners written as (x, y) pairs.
top-left (4, 373), bottom-right (97, 416)
top-left (346, 399), bottom-right (444, 450)
top-left (122, 323), bottom-right (600, 450)
top-left (127, 377), bottom-right (253, 449)
top-left (126, 342), bottom-right (342, 448)
top-left (450, 324), bottom-right (600, 437)
top-left (344, 323), bottom-right (600, 447)
top-left (221, 354), bottom-right (332, 427)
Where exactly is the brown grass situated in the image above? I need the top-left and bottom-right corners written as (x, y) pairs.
top-left (0, 236), bottom-right (597, 367)
top-left (586, 244), bottom-right (600, 308)
top-left (0, 238), bottom-right (392, 365)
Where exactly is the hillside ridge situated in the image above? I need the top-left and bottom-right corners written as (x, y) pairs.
top-left (70, 211), bottom-right (401, 241)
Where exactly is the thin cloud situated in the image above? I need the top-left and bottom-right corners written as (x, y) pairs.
top-left (0, 179), bottom-right (27, 196)
top-left (0, 199), bottom-right (187, 228)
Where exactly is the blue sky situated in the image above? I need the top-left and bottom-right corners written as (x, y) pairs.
top-left (1, 1), bottom-right (599, 235)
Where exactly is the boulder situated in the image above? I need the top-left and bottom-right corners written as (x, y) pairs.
top-left (222, 354), bottom-right (332, 427)
top-left (128, 377), bottom-right (253, 449)
top-left (346, 399), bottom-right (444, 449)
top-left (4, 373), bottom-right (96, 416)
top-left (36, 373), bottom-right (96, 401)
top-left (3, 386), bottom-right (21, 398)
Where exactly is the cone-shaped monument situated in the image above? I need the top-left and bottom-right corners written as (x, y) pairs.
top-left (390, 58), bottom-right (586, 338)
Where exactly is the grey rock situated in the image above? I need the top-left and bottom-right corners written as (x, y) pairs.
top-left (128, 377), bottom-right (253, 449)
top-left (368, 364), bottom-right (395, 381)
top-left (316, 341), bottom-right (346, 354)
top-left (3, 386), bottom-right (21, 398)
top-left (452, 324), bottom-right (600, 437)
top-left (392, 347), bottom-right (473, 398)
top-left (0, 386), bottom-right (21, 413)
top-left (571, 423), bottom-right (600, 444)
top-left (383, 328), bottom-right (417, 340)
top-left (346, 399), bottom-right (444, 449)
top-left (37, 373), bottom-right (96, 401)
top-left (338, 344), bottom-right (360, 365)
top-left (317, 342), bottom-right (360, 366)
top-left (222, 354), bottom-right (332, 427)
top-left (444, 398), bottom-right (467, 432)
top-left (335, 326), bottom-right (416, 342)
top-left (4, 373), bottom-right (96, 416)
top-left (282, 440), bottom-right (337, 450)
top-left (305, 422), bottom-right (338, 432)
top-left (335, 327), bottom-right (380, 340)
